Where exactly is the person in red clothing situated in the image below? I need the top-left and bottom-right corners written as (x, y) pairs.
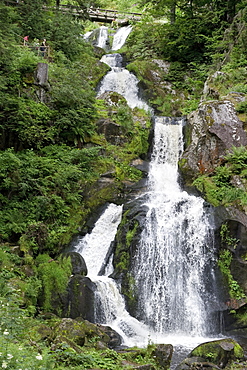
top-left (23, 35), bottom-right (29, 46)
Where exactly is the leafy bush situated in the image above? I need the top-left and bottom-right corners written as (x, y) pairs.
top-left (36, 254), bottom-right (71, 312)
top-left (193, 147), bottom-right (247, 209)
top-left (0, 146), bottom-right (101, 252)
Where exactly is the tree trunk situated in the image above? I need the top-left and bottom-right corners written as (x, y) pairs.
top-left (170, 2), bottom-right (176, 24)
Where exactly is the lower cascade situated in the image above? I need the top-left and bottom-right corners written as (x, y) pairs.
top-left (74, 118), bottom-right (222, 351)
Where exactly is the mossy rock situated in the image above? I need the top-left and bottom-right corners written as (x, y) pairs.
top-left (63, 251), bottom-right (87, 276)
top-left (52, 318), bottom-right (114, 349)
top-left (187, 338), bottom-right (244, 368)
top-left (29, 323), bottom-right (54, 342)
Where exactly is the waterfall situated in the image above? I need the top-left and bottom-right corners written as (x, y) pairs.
top-left (75, 203), bottom-right (122, 277)
top-left (97, 53), bottom-right (149, 111)
top-left (95, 26), bottom-right (149, 111)
top-left (112, 25), bottom-right (132, 50)
top-left (96, 26), bottom-right (109, 49)
top-left (133, 117), bottom-right (218, 337)
top-left (74, 203), bottom-right (151, 347)
top-left (83, 25), bottom-right (132, 51)
top-left (75, 25), bottom-right (222, 365)
top-left (83, 25), bottom-right (109, 49)
top-left (74, 118), bottom-right (220, 349)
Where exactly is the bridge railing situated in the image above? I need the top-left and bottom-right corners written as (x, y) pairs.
top-left (4, 1), bottom-right (142, 22)
top-left (57, 4), bottom-right (142, 17)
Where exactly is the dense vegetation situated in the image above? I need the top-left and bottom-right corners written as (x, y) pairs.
top-left (1, 0), bottom-right (247, 368)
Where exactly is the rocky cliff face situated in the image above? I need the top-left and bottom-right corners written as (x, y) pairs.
top-left (181, 99), bottom-right (247, 180)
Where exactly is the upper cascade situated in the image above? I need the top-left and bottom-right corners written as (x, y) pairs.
top-left (83, 25), bottom-right (132, 51)
top-left (111, 25), bottom-right (132, 50)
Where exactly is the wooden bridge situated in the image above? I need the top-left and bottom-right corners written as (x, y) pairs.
top-left (52, 5), bottom-right (142, 24)
top-left (4, 2), bottom-right (142, 24)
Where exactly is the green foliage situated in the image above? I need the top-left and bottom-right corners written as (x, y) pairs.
top-left (126, 220), bottom-right (138, 247)
top-left (0, 146), bottom-right (100, 252)
top-left (193, 175), bottom-right (221, 207)
top-left (220, 223), bottom-right (239, 249)
top-left (46, 13), bottom-right (87, 61)
top-left (218, 249), bottom-right (245, 299)
top-left (193, 147), bottom-right (247, 209)
top-left (36, 254), bottom-right (71, 312)
top-left (114, 104), bottom-right (134, 131)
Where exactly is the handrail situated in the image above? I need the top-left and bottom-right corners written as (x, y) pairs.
top-left (44, 5), bottom-right (142, 18)
top-left (4, 1), bottom-right (142, 22)
top-left (22, 45), bottom-right (50, 58)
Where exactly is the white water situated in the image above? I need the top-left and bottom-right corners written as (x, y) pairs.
top-left (74, 119), bottom-right (220, 351)
top-left (133, 117), bottom-right (219, 339)
top-left (96, 26), bottom-right (109, 49)
top-left (75, 203), bottom-right (122, 277)
top-left (83, 25), bottom-right (132, 51)
top-left (96, 26), bottom-right (149, 111)
top-left (112, 25), bottom-right (132, 50)
top-left (84, 26), bottom-right (109, 49)
top-left (76, 25), bottom-right (222, 367)
top-left (97, 62), bottom-right (149, 110)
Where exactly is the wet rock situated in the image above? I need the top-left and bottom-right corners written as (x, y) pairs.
top-left (63, 251), bottom-right (87, 276)
top-left (65, 275), bottom-right (96, 321)
top-left (130, 158), bottom-right (149, 175)
top-left (151, 343), bottom-right (173, 369)
top-left (97, 324), bottom-right (122, 348)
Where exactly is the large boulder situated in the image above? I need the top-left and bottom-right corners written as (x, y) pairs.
top-left (180, 100), bottom-right (247, 185)
top-left (118, 344), bottom-right (173, 370)
top-left (111, 194), bottom-right (149, 314)
top-left (176, 338), bottom-right (244, 369)
top-left (65, 275), bottom-right (96, 321)
top-left (96, 118), bottom-right (127, 145)
top-left (63, 251), bottom-right (87, 276)
top-left (51, 318), bottom-right (121, 350)
top-left (151, 344), bottom-right (173, 369)
top-left (96, 324), bottom-right (122, 348)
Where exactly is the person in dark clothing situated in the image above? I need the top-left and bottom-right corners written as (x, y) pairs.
top-left (40, 38), bottom-right (46, 57)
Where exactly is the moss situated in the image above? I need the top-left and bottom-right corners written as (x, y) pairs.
top-left (178, 157), bottom-right (188, 170)
top-left (115, 251), bottom-right (130, 272)
top-left (183, 124), bottom-right (192, 149)
top-left (86, 180), bottom-right (123, 211)
top-left (191, 339), bottom-right (244, 363)
top-left (234, 342), bottom-right (244, 358)
top-left (192, 343), bottom-right (219, 361)
top-left (218, 249), bottom-right (246, 300)
top-left (126, 220), bottom-right (139, 247)
top-left (193, 176), bottom-right (220, 206)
